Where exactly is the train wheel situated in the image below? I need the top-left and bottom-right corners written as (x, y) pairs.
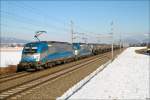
top-left (47, 63), bottom-right (53, 68)
top-left (17, 65), bottom-right (24, 72)
top-left (35, 66), bottom-right (44, 71)
top-left (43, 64), bottom-right (48, 69)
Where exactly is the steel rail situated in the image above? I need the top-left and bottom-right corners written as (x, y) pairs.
top-left (0, 54), bottom-right (109, 100)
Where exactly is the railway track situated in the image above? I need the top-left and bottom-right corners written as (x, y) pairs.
top-left (0, 49), bottom-right (124, 99)
top-left (0, 52), bottom-right (109, 93)
top-left (0, 53), bottom-right (102, 82)
top-left (0, 72), bottom-right (30, 84)
top-left (0, 73), bottom-right (18, 79)
top-left (0, 53), bottom-right (110, 100)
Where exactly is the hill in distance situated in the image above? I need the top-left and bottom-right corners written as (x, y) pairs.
top-left (0, 37), bottom-right (30, 44)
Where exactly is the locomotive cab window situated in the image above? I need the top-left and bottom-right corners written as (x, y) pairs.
top-left (23, 47), bottom-right (38, 54)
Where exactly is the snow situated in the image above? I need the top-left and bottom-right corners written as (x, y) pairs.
top-left (0, 48), bottom-right (23, 67)
top-left (60, 47), bottom-right (150, 99)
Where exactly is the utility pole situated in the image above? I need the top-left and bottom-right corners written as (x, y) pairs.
top-left (111, 21), bottom-right (114, 59)
top-left (119, 32), bottom-right (122, 52)
top-left (70, 20), bottom-right (74, 44)
top-left (144, 33), bottom-right (149, 48)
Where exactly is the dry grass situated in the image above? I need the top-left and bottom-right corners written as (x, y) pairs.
top-left (135, 48), bottom-right (150, 55)
top-left (18, 50), bottom-right (123, 100)
top-left (0, 65), bottom-right (17, 75)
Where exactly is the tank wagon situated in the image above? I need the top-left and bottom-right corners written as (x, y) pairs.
top-left (17, 41), bottom-right (120, 71)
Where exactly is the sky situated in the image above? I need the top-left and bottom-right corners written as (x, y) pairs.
top-left (0, 0), bottom-right (149, 44)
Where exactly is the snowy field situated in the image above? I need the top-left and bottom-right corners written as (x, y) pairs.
top-left (61, 47), bottom-right (150, 99)
top-left (0, 48), bottom-right (23, 67)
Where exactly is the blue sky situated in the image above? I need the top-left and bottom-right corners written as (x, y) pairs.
top-left (0, 0), bottom-right (149, 43)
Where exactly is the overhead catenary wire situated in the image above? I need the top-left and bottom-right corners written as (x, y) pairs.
top-left (7, 2), bottom-right (70, 28)
top-left (0, 10), bottom-right (69, 32)
top-left (1, 10), bottom-right (46, 29)
top-left (1, 2), bottom-right (117, 44)
top-left (2, 2), bottom-right (107, 43)
top-left (7, 1), bottom-right (116, 40)
top-left (1, 23), bottom-right (36, 32)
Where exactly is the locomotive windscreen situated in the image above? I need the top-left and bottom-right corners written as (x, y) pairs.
top-left (23, 47), bottom-right (38, 54)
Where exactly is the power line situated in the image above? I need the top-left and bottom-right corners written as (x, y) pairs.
top-left (1, 10), bottom-right (47, 29)
top-left (1, 2), bottom-right (118, 44)
top-left (2, 2), bottom-right (106, 43)
top-left (7, 2), bottom-right (70, 27)
top-left (1, 24), bottom-right (67, 35)
top-left (1, 10), bottom-right (69, 32)
top-left (1, 23), bottom-right (35, 32)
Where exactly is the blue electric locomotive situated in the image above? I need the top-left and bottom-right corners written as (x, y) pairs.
top-left (17, 41), bottom-right (92, 71)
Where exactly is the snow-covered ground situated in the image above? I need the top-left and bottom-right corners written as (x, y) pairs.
top-left (61, 47), bottom-right (150, 99)
top-left (0, 48), bottom-right (23, 67)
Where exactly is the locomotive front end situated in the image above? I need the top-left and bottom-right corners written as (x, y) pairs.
top-left (17, 42), bottom-right (48, 71)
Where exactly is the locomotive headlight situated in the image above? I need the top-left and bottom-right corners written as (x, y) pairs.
top-left (74, 50), bottom-right (79, 56)
top-left (33, 54), bottom-right (40, 61)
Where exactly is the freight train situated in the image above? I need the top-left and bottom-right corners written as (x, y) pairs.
top-left (17, 41), bottom-right (120, 71)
